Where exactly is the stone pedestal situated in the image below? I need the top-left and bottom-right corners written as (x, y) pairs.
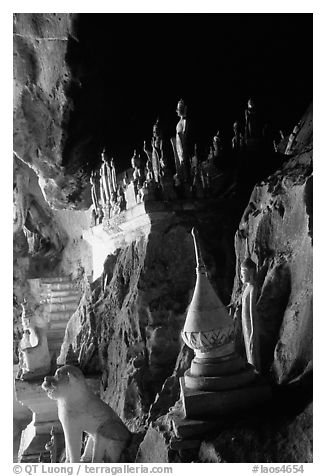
top-left (180, 377), bottom-right (271, 420)
top-left (15, 376), bottom-right (101, 462)
top-left (15, 378), bottom-right (62, 462)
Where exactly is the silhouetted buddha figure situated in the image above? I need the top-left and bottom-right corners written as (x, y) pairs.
top-left (100, 148), bottom-right (110, 205)
top-left (151, 118), bottom-right (163, 182)
top-left (45, 426), bottom-right (58, 463)
top-left (90, 171), bottom-right (99, 220)
top-left (190, 144), bottom-right (204, 199)
top-left (110, 158), bottom-right (117, 194)
top-left (240, 257), bottom-right (260, 372)
top-left (213, 130), bottom-right (223, 159)
top-left (175, 99), bottom-right (190, 181)
top-left (285, 122), bottom-right (301, 155)
top-left (245, 98), bottom-right (260, 142)
top-left (232, 121), bottom-right (244, 151)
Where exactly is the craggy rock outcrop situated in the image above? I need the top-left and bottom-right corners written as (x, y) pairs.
top-left (59, 224), bottom-right (197, 431)
top-left (232, 104), bottom-right (313, 384)
top-left (119, 106), bottom-right (313, 462)
top-left (13, 155), bottom-right (92, 362)
top-left (13, 13), bottom-right (90, 209)
top-left (198, 402), bottom-right (313, 463)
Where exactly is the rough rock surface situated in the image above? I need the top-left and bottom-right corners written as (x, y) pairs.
top-left (13, 155), bottom-right (92, 362)
top-left (13, 16), bottom-right (312, 459)
top-left (57, 201), bottom-right (244, 432)
top-left (232, 104), bottom-right (313, 384)
top-left (13, 13), bottom-right (90, 209)
top-left (198, 403), bottom-right (313, 463)
top-left (108, 106), bottom-right (312, 462)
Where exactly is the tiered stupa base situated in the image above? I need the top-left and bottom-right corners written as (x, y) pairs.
top-left (181, 351), bottom-right (271, 419)
top-left (180, 376), bottom-right (271, 420)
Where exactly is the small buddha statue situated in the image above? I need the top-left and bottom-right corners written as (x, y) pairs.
top-left (174, 99), bottom-right (190, 182)
top-left (90, 171), bottom-right (99, 222)
top-left (110, 157), bottom-right (117, 194)
top-left (232, 121), bottom-right (244, 151)
top-left (151, 118), bottom-right (163, 183)
top-left (45, 426), bottom-right (58, 463)
top-left (190, 144), bottom-right (204, 199)
top-left (19, 301), bottom-right (51, 380)
top-left (285, 122), bottom-right (301, 155)
top-left (100, 148), bottom-right (111, 205)
top-left (212, 130), bottom-right (223, 158)
top-left (116, 186), bottom-right (126, 213)
top-left (245, 98), bottom-right (260, 142)
top-left (181, 229), bottom-right (256, 392)
top-left (240, 256), bottom-right (260, 372)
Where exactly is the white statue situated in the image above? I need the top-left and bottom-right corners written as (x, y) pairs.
top-left (240, 257), bottom-right (260, 372)
top-left (19, 301), bottom-right (51, 380)
top-left (90, 171), bottom-right (99, 218)
top-left (42, 365), bottom-right (131, 463)
top-left (285, 123), bottom-right (301, 155)
top-left (45, 426), bottom-right (58, 463)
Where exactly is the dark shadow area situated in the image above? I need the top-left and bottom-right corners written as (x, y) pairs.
top-left (61, 13), bottom-right (312, 175)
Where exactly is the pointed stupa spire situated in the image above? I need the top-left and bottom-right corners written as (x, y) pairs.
top-left (182, 229), bottom-right (235, 356)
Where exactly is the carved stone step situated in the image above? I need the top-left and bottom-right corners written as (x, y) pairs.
top-left (47, 335), bottom-right (66, 350)
top-left (45, 295), bottom-right (80, 304)
top-left (45, 311), bottom-right (74, 321)
top-left (40, 289), bottom-right (79, 298)
top-left (44, 302), bottom-right (78, 313)
top-left (41, 282), bottom-right (75, 291)
top-left (49, 320), bottom-right (71, 330)
top-left (40, 277), bottom-right (71, 284)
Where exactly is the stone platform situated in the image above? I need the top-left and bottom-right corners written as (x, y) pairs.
top-left (83, 197), bottom-right (225, 280)
top-left (180, 376), bottom-right (272, 419)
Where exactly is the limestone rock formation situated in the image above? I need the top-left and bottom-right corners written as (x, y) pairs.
top-left (198, 402), bottom-right (313, 463)
top-left (13, 13), bottom-right (90, 209)
top-left (57, 201), bottom-right (244, 432)
top-left (13, 155), bottom-right (93, 363)
top-left (99, 105), bottom-right (312, 462)
top-left (232, 104), bottom-right (312, 384)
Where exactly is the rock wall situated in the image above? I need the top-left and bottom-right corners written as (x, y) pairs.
top-left (232, 105), bottom-right (313, 384)
top-left (13, 13), bottom-right (90, 209)
top-left (57, 200), bottom-right (244, 432)
top-left (120, 106), bottom-right (313, 462)
top-left (13, 156), bottom-right (93, 362)
top-left (198, 403), bottom-right (313, 463)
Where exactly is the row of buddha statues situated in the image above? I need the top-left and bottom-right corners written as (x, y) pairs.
top-left (90, 98), bottom-right (299, 224)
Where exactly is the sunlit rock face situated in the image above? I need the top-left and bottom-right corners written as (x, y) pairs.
top-left (13, 155), bottom-right (92, 363)
top-left (13, 13), bottom-right (90, 209)
top-left (232, 104), bottom-right (312, 384)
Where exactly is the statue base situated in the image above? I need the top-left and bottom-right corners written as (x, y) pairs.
top-left (185, 352), bottom-right (256, 391)
top-left (180, 376), bottom-right (271, 419)
top-left (184, 365), bottom-right (256, 392)
top-left (190, 352), bottom-right (246, 377)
